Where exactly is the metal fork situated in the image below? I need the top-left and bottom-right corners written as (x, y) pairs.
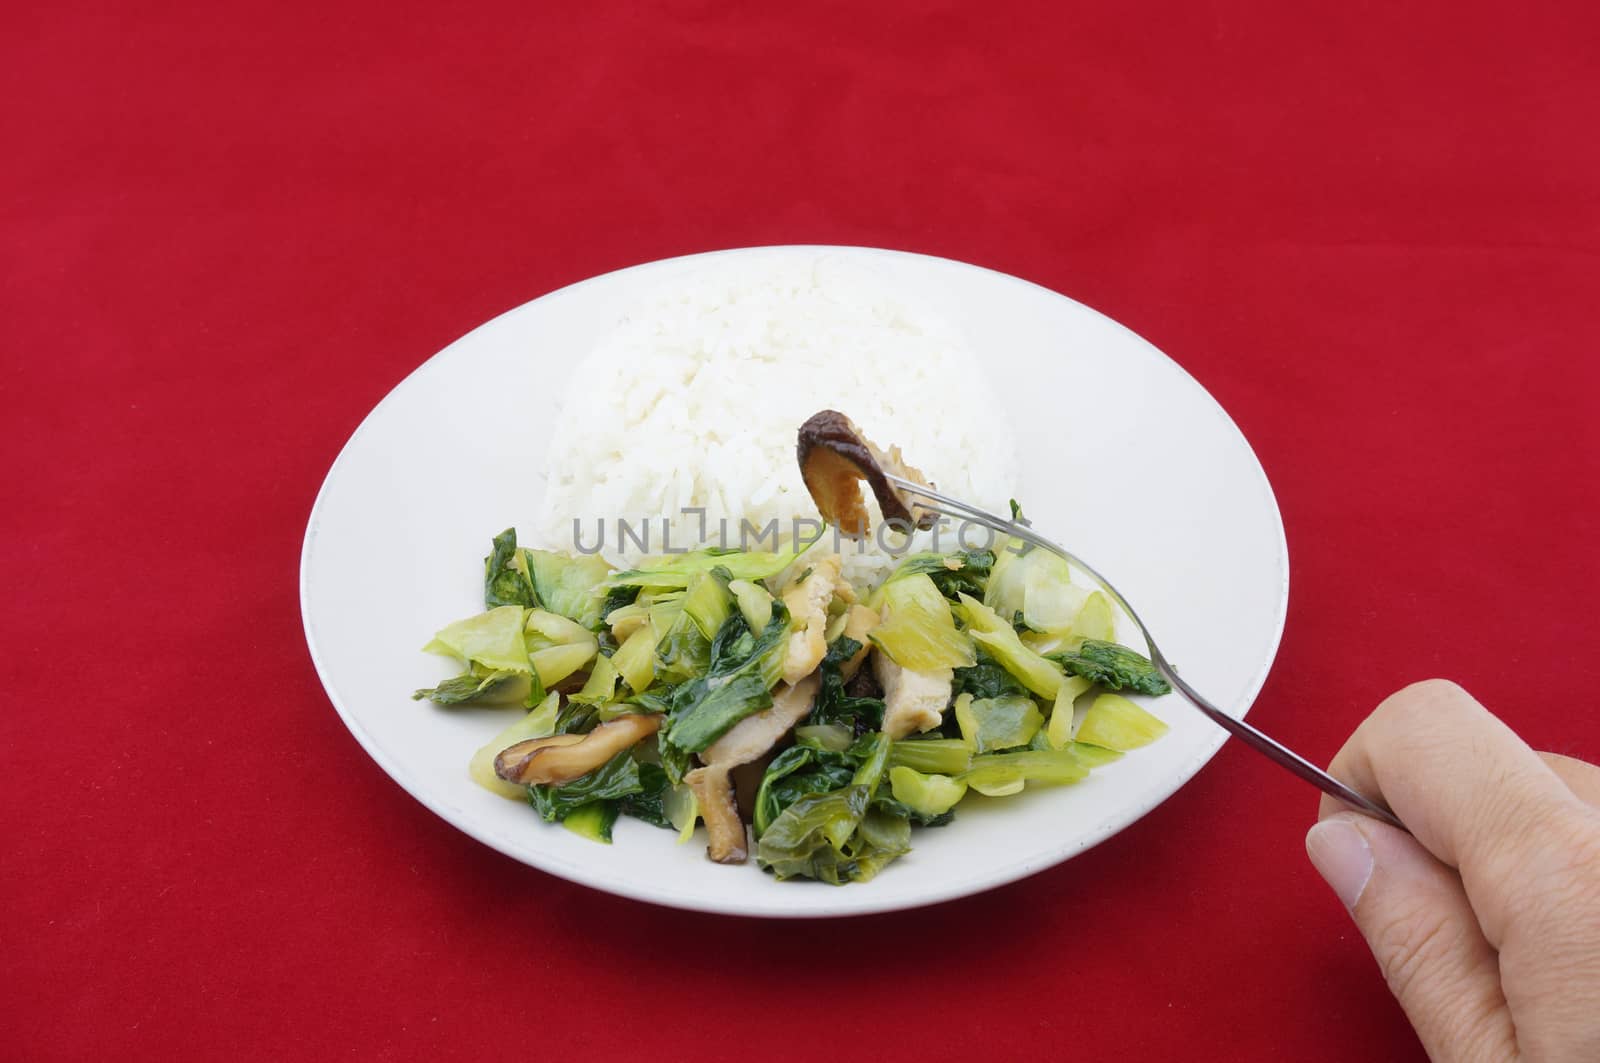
top-left (886, 474), bottom-right (1405, 830)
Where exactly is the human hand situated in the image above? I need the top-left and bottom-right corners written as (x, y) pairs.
top-left (1305, 680), bottom-right (1600, 1061)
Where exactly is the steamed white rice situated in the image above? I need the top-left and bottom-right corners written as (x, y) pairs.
top-left (535, 253), bottom-right (1019, 588)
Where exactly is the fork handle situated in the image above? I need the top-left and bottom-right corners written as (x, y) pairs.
top-left (1155, 662), bottom-right (1407, 831)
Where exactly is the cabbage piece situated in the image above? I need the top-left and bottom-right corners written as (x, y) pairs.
top-left (526, 550), bottom-right (612, 630)
top-left (525, 609), bottom-right (595, 647)
top-left (1049, 640), bottom-right (1172, 696)
top-left (560, 802), bottom-right (619, 844)
top-left (569, 654), bottom-right (619, 706)
top-left (662, 604), bottom-right (792, 753)
top-left (953, 651), bottom-right (1030, 700)
top-left (753, 741), bottom-right (858, 838)
top-left (954, 594), bottom-right (1066, 699)
top-left (1069, 741), bottom-right (1124, 767)
top-left (617, 762), bottom-right (674, 829)
top-left (755, 774), bottom-right (909, 884)
top-left (528, 644), bottom-right (596, 688)
top-left (610, 624), bottom-right (656, 694)
top-left (870, 573), bottom-right (976, 672)
top-left (959, 748), bottom-right (1091, 794)
top-left (523, 609), bottom-right (599, 687)
top-left (887, 738), bottom-right (973, 776)
top-left (1019, 549), bottom-right (1088, 633)
top-left (1075, 693), bottom-right (1170, 751)
top-left (681, 569), bottom-right (734, 640)
top-left (1071, 592), bottom-right (1116, 642)
top-left (889, 766), bottom-right (967, 817)
top-left (661, 781), bottom-right (699, 843)
top-left (982, 534), bottom-right (1027, 622)
top-left (484, 528), bottom-right (539, 609)
top-left (728, 578), bottom-right (776, 634)
top-left (412, 668), bottom-right (529, 706)
top-left (652, 606), bottom-right (711, 685)
top-left (468, 691), bottom-right (561, 799)
top-left (954, 692), bottom-right (1044, 753)
top-left (423, 606), bottom-right (531, 674)
top-left (604, 601), bottom-right (650, 640)
top-left (1045, 675), bottom-right (1095, 749)
top-left (606, 548), bottom-right (796, 590)
top-left (794, 723), bottom-right (852, 752)
top-left (872, 549), bottom-right (994, 603)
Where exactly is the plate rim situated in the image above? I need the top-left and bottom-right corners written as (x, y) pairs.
top-left (300, 244), bottom-right (1290, 918)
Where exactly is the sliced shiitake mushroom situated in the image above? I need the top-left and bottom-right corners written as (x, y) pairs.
top-left (688, 674), bottom-right (822, 864)
top-left (492, 713), bottom-right (662, 787)
top-left (796, 410), bottom-right (937, 538)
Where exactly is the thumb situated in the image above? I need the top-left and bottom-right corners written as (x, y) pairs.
top-left (1306, 813), bottom-right (1518, 1061)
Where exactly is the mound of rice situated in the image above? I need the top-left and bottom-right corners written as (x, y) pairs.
top-left (535, 253), bottom-right (1019, 587)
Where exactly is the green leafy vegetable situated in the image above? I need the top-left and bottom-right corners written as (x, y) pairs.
top-left (954, 594), bottom-right (1066, 699)
top-left (412, 668), bottom-right (528, 706)
top-left (871, 573), bottom-right (976, 672)
top-left (1045, 674), bottom-right (1094, 748)
top-left (1071, 592), bottom-right (1116, 642)
top-left (618, 763), bottom-right (673, 829)
top-left (606, 548), bottom-right (796, 590)
top-left (662, 604), bottom-right (790, 753)
top-left (952, 652), bottom-right (1030, 700)
top-left (485, 528), bottom-right (539, 609)
top-left (754, 733), bottom-right (903, 885)
top-left (756, 787), bottom-right (909, 885)
top-left (1075, 693), bottom-right (1170, 751)
top-left (561, 802), bottom-right (620, 843)
top-left (650, 596), bottom-right (712, 685)
top-left (1016, 548), bottom-right (1086, 633)
top-left (527, 549), bottom-right (612, 630)
top-left (600, 583), bottom-right (640, 623)
top-left (524, 609), bottom-right (600, 687)
top-left (681, 568), bottom-right (734, 640)
top-left (793, 723), bottom-right (852, 752)
top-left (1048, 640), bottom-right (1172, 696)
top-left (610, 624), bottom-right (657, 695)
top-left (960, 747), bottom-right (1091, 795)
top-left (808, 636), bottom-right (885, 735)
top-left (528, 750), bottom-right (644, 822)
top-left (887, 738), bottom-right (973, 776)
top-left (753, 743), bottom-right (857, 838)
top-left (569, 654), bottom-right (620, 706)
top-left (888, 765), bottom-right (967, 818)
top-left (423, 606), bottom-right (531, 674)
top-left (954, 692), bottom-right (1044, 753)
top-left (727, 578), bottom-right (776, 634)
top-left (883, 549), bottom-right (995, 600)
top-left (468, 691), bottom-right (561, 799)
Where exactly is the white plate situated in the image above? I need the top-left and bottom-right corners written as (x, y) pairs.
top-left (300, 246), bottom-right (1288, 918)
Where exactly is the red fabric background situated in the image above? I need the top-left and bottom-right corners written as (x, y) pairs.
top-left (5, 2), bottom-right (1598, 1060)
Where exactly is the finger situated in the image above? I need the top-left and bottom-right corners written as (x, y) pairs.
top-left (1317, 679), bottom-right (1589, 947)
top-left (1539, 751), bottom-right (1600, 806)
top-left (1306, 813), bottom-right (1517, 1062)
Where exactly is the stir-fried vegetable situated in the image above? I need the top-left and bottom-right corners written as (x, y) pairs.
top-left (954, 594), bottom-right (1066, 699)
top-left (424, 606), bottom-right (531, 674)
top-left (412, 668), bottom-right (528, 706)
top-left (1050, 640), bottom-right (1173, 696)
top-left (419, 519), bottom-right (1175, 884)
top-left (1075, 693), bottom-right (1170, 750)
top-left (662, 604), bottom-right (791, 753)
top-left (527, 549), bottom-right (612, 630)
top-left (871, 573), bottom-right (976, 672)
top-left (954, 692), bottom-right (1044, 753)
